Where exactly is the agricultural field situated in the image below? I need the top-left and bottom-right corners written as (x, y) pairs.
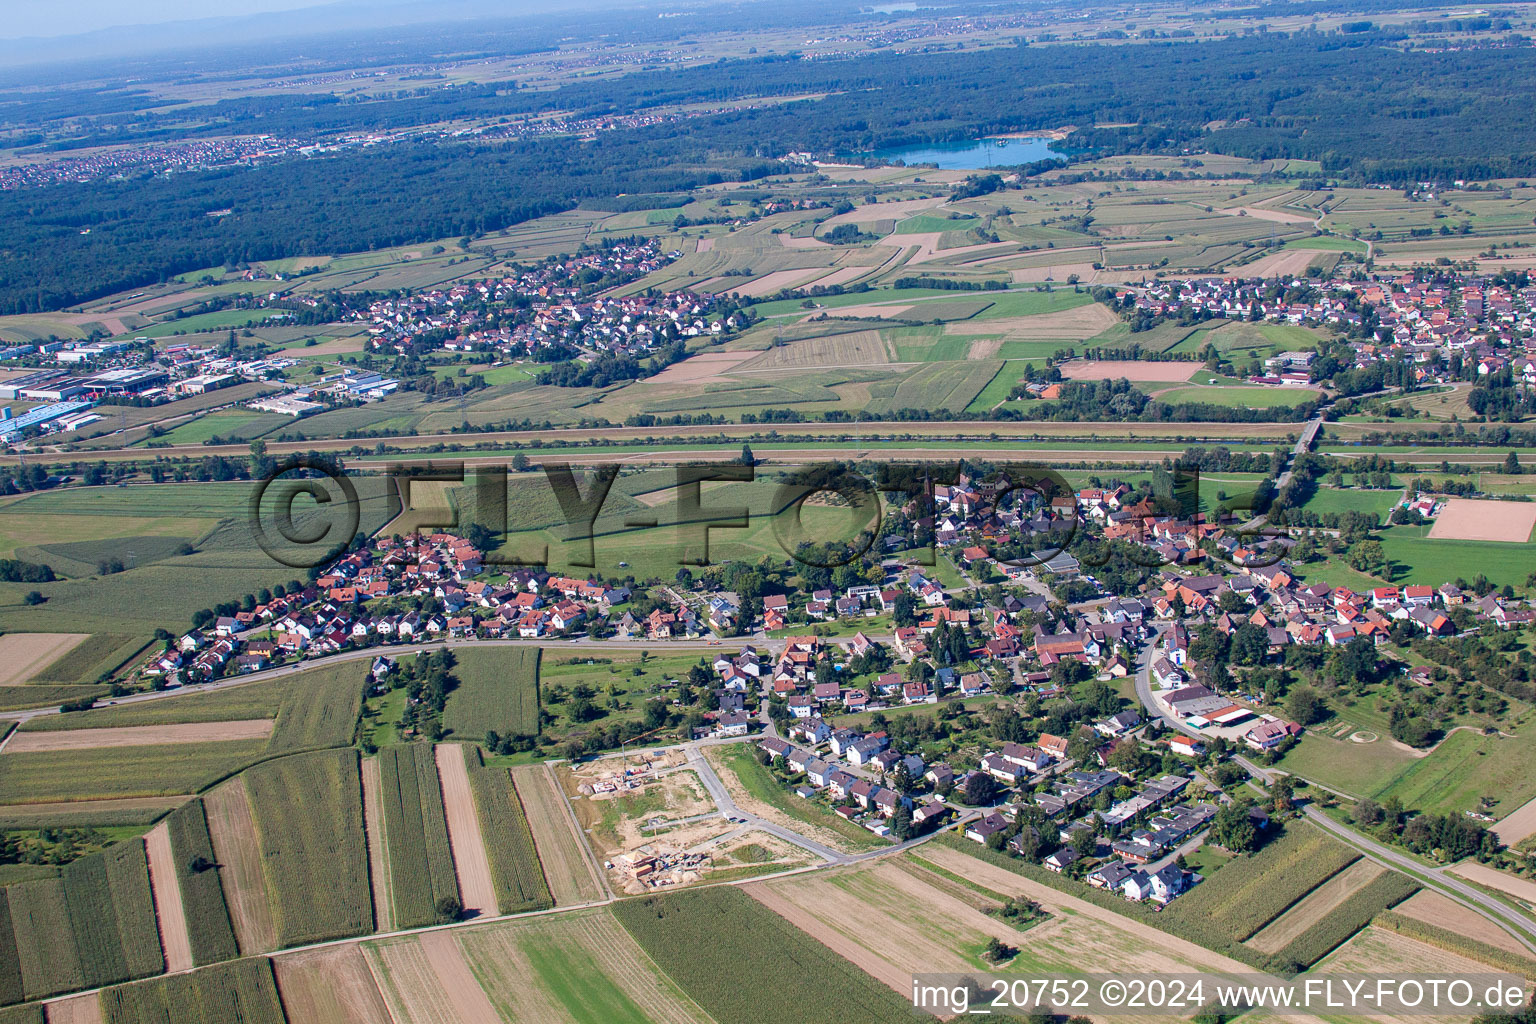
top-left (1161, 822), bottom-right (1361, 949)
top-left (612, 886), bottom-right (920, 1024)
top-left (441, 647), bottom-right (540, 740)
top-left (463, 749), bottom-right (554, 914)
top-left (0, 838), bottom-right (164, 1003)
top-left (432, 744), bottom-right (499, 918)
top-left (375, 744), bottom-right (459, 929)
top-left (511, 764), bottom-right (607, 906)
top-left (162, 799), bottom-right (240, 966)
top-left (272, 945), bottom-right (393, 1024)
top-left (242, 749), bottom-right (373, 948)
top-left (0, 741), bottom-right (270, 804)
top-left (0, 634), bottom-right (89, 685)
top-left (97, 956), bottom-right (286, 1024)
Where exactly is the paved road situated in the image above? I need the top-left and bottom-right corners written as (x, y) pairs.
top-left (1129, 631), bottom-right (1536, 955)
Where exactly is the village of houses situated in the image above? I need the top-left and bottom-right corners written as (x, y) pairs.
top-left (115, 452), bottom-right (1536, 904)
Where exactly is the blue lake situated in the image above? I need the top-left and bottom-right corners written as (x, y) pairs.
top-left (867, 136), bottom-right (1067, 169)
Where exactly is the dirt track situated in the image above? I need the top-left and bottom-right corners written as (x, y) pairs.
top-left (5, 719), bottom-right (273, 753)
top-left (143, 823), bottom-right (194, 974)
top-left (435, 744), bottom-right (498, 916)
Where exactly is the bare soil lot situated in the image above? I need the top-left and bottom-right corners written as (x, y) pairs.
top-left (0, 633), bottom-right (90, 685)
top-left (435, 744), bottom-right (498, 916)
top-left (1060, 359), bottom-right (1199, 382)
top-left (44, 993), bottom-right (103, 1024)
top-left (645, 351), bottom-right (756, 384)
top-left (946, 303), bottom-right (1119, 338)
top-left (143, 821), bottom-right (194, 974)
top-left (203, 779), bottom-right (277, 954)
top-left (275, 945), bottom-right (393, 1024)
top-left (1393, 890), bottom-right (1535, 960)
top-left (4, 719), bottom-right (274, 753)
top-left (1492, 794), bottom-right (1536, 847)
top-left (1427, 498), bottom-right (1536, 542)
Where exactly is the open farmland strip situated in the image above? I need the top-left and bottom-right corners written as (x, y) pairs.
top-left (101, 841), bottom-right (163, 981)
top-left (612, 886), bottom-right (920, 1024)
top-left (359, 757), bottom-right (393, 933)
top-left (511, 764), bottom-right (605, 905)
top-left (60, 854), bottom-right (130, 990)
top-left (7, 879), bottom-right (84, 1000)
top-left (142, 824), bottom-right (193, 974)
top-left (244, 749), bottom-right (373, 948)
top-left (272, 946), bottom-right (392, 1024)
top-left (376, 745), bottom-right (458, 929)
top-left (0, 892), bottom-right (22, 1007)
top-left (201, 781), bottom-right (276, 956)
top-left (462, 750), bottom-right (552, 914)
top-left (161, 800), bottom-right (238, 966)
top-left (1246, 860), bottom-right (1384, 955)
top-left (367, 933), bottom-right (502, 1024)
top-left (0, 1007), bottom-right (40, 1024)
top-left (98, 956), bottom-right (285, 1024)
top-left (432, 745), bottom-right (498, 917)
top-left (266, 662), bottom-right (366, 753)
top-left (3, 722), bottom-right (274, 754)
top-left (43, 993), bottom-right (101, 1024)
top-left (1272, 871), bottom-right (1419, 969)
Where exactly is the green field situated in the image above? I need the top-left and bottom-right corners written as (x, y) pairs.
top-left (442, 647), bottom-right (541, 740)
top-left (1378, 525), bottom-right (1536, 587)
top-left (612, 886), bottom-right (920, 1024)
top-left (1373, 728), bottom-right (1536, 818)
top-left (0, 741), bottom-right (269, 803)
top-left (376, 744), bottom-right (459, 929)
top-left (243, 749), bottom-right (373, 947)
top-left (98, 955), bottom-right (286, 1024)
top-left (163, 799), bottom-right (240, 966)
top-left (0, 838), bottom-right (163, 1003)
top-left (1294, 487), bottom-right (1403, 519)
top-left (1154, 386), bottom-right (1319, 409)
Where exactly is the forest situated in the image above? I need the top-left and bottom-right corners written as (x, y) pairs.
top-left (8, 28), bottom-right (1536, 310)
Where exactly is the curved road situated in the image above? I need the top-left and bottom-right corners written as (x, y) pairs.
top-left (1132, 627), bottom-right (1536, 955)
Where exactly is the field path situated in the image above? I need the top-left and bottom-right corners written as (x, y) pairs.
top-left (203, 779), bottom-right (277, 954)
top-left (360, 756), bottom-right (393, 933)
top-left (435, 744), bottom-right (498, 916)
top-left (143, 822), bottom-right (195, 974)
top-left (5, 719), bottom-right (273, 753)
top-left (511, 764), bottom-right (607, 905)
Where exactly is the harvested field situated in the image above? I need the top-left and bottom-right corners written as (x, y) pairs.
top-left (645, 351), bottom-right (756, 384)
top-left (359, 756), bottom-right (392, 933)
top-left (1493, 794), bottom-right (1536, 847)
top-left (512, 764), bottom-right (606, 905)
top-left (945, 303), bottom-right (1119, 338)
top-left (733, 269), bottom-right (827, 298)
top-left (142, 823), bottom-right (193, 974)
top-left (45, 994), bottom-right (102, 1024)
top-left (798, 302), bottom-right (911, 319)
top-left (1392, 890), bottom-right (1535, 960)
top-left (1060, 359), bottom-right (1199, 382)
top-left (1449, 861), bottom-right (1536, 904)
top-left (809, 266), bottom-right (872, 287)
top-left (4, 720), bottom-right (273, 753)
top-left (1320, 926), bottom-right (1495, 1024)
top-left (1223, 205), bottom-right (1317, 225)
top-left (0, 634), bottom-right (89, 685)
top-left (274, 946), bottom-right (392, 1024)
top-left (735, 330), bottom-right (893, 371)
top-left (1245, 859), bottom-right (1385, 954)
top-left (1427, 498), bottom-right (1536, 542)
top-left (369, 931), bottom-right (501, 1024)
top-left (435, 744), bottom-right (498, 916)
top-left (201, 780), bottom-right (276, 955)
top-left (1236, 248), bottom-right (1328, 279)
top-left (457, 909), bottom-right (714, 1024)
top-left (821, 197), bottom-right (944, 225)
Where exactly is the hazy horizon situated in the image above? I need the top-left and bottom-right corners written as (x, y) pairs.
top-left (2, 0), bottom-right (372, 39)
